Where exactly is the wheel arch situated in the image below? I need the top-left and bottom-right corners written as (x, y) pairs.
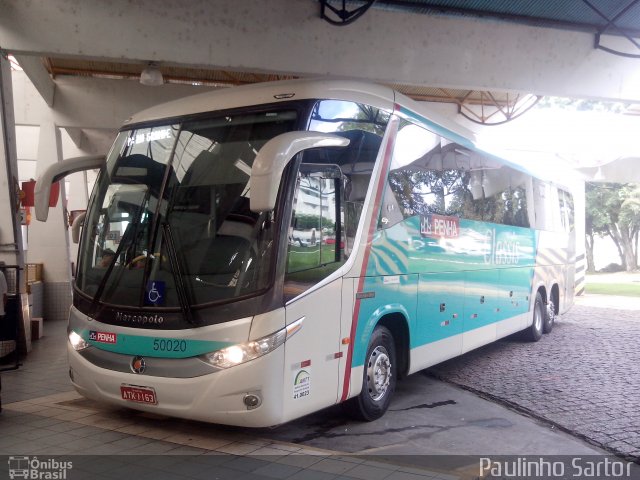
top-left (376, 312), bottom-right (410, 379)
top-left (355, 304), bottom-right (411, 379)
top-left (536, 284), bottom-right (548, 305)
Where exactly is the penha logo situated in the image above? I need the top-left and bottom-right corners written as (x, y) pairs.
top-left (89, 331), bottom-right (117, 344)
top-left (420, 214), bottom-right (459, 239)
top-left (8, 456), bottom-right (72, 479)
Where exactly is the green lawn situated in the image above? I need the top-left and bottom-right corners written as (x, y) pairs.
top-left (585, 282), bottom-right (640, 297)
top-left (287, 244), bottom-right (337, 272)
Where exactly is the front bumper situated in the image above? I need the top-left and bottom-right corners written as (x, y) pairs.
top-left (68, 342), bottom-right (286, 427)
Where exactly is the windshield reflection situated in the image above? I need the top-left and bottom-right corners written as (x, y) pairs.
top-left (77, 110), bottom-right (298, 308)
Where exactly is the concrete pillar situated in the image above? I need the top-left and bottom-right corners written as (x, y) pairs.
top-left (0, 54), bottom-right (23, 266)
top-left (0, 52), bottom-right (30, 353)
top-left (27, 120), bottom-right (72, 322)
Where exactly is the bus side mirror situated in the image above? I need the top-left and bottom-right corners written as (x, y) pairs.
top-left (71, 211), bottom-right (86, 244)
top-left (35, 155), bottom-right (105, 221)
top-left (249, 132), bottom-right (349, 212)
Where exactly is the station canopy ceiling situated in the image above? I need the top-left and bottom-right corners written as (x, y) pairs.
top-left (366, 0), bottom-right (640, 38)
top-left (16, 0), bottom-right (640, 124)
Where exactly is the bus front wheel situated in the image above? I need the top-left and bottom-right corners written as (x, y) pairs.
top-left (523, 292), bottom-right (544, 342)
top-left (344, 326), bottom-right (397, 421)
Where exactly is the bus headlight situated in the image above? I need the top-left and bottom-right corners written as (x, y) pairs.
top-left (203, 317), bottom-right (304, 369)
top-left (68, 330), bottom-right (90, 351)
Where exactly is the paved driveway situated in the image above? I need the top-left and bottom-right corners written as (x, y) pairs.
top-left (429, 295), bottom-right (640, 462)
top-left (2, 295), bottom-right (635, 473)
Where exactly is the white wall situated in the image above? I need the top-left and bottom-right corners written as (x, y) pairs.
top-left (11, 67), bottom-right (209, 282)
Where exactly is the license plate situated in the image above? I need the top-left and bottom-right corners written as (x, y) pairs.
top-left (120, 384), bottom-right (157, 405)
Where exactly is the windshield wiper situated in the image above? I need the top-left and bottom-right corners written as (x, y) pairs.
top-left (91, 190), bottom-right (150, 311)
top-left (161, 222), bottom-right (195, 325)
top-left (91, 221), bottom-right (135, 313)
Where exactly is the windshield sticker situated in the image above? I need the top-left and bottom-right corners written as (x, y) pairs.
top-left (106, 230), bottom-right (121, 242)
top-left (145, 281), bottom-right (165, 306)
top-left (126, 128), bottom-right (172, 146)
top-left (293, 369), bottom-right (311, 400)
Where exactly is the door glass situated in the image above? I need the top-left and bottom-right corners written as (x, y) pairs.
top-left (287, 175), bottom-right (340, 274)
top-left (285, 168), bottom-right (343, 300)
top-left (282, 100), bottom-right (391, 301)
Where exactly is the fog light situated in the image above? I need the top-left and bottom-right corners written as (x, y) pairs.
top-left (243, 394), bottom-right (261, 410)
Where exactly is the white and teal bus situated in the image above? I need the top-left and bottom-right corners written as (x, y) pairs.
top-left (36, 79), bottom-right (575, 427)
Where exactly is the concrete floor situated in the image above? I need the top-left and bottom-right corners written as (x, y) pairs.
top-left (1, 304), bottom-right (637, 479)
top-left (259, 374), bottom-right (603, 458)
top-left (430, 296), bottom-right (640, 462)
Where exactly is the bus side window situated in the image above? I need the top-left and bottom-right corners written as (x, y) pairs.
top-left (533, 180), bottom-right (554, 231)
top-left (565, 191), bottom-right (575, 231)
top-left (476, 168), bottom-right (530, 228)
top-left (283, 99), bottom-right (389, 301)
top-left (382, 120), bottom-right (533, 230)
top-left (382, 121), bottom-right (453, 228)
top-left (307, 99), bottom-right (387, 258)
top-left (558, 187), bottom-right (567, 232)
top-left (558, 188), bottom-right (575, 232)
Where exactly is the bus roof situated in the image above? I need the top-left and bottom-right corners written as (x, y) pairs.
top-left (123, 78), bottom-right (574, 190)
top-left (125, 78), bottom-right (396, 126)
top-left (124, 78), bottom-right (476, 142)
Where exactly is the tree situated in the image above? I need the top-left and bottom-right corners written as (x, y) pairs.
top-left (537, 97), bottom-right (627, 114)
top-left (585, 182), bottom-right (640, 272)
top-left (620, 185), bottom-right (640, 267)
top-left (585, 183), bottom-right (610, 272)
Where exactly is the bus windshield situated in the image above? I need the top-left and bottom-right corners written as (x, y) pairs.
top-left (76, 110), bottom-right (298, 309)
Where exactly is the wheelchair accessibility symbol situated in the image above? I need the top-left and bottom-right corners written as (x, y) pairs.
top-left (145, 281), bottom-right (165, 306)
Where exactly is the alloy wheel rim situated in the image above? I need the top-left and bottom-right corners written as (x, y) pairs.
top-left (367, 346), bottom-right (391, 401)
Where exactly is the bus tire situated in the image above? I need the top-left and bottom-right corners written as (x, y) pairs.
top-left (344, 326), bottom-right (396, 421)
top-left (543, 299), bottom-right (555, 334)
top-left (523, 292), bottom-right (544, 342)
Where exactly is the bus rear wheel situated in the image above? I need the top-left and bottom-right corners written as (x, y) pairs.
top-left (543, 299), bottom-right (556, 334)
top-left (344, 326), bottom-right (397, 421)
top-left (523, 292), bottom-right (544, 342)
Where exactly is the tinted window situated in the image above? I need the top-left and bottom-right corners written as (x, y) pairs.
top-left (381, 120), bottom-right (530, 229)
top-left (558, 189), bottom-right (575, 232)
top-left (283, 100), bottom-right (390, 300)
top-left (78, 110), bottom-right (299, 308)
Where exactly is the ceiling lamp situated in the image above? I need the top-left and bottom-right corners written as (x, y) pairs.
top-left (140, 63), bottom-right (164, 86)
